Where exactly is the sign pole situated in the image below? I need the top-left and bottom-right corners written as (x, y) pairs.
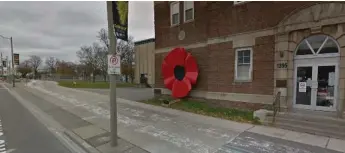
top-left (1, 52), bottom-right (3, 76)
top-left (107, 1), bottom-right (118, 146)
top-left (10, 37), bottom-right (14, 87)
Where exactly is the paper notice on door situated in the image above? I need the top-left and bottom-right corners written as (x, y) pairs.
top-left (328, 72), bottom-right (335, 86)
top-left (299, 82), bottom-right (307, 92)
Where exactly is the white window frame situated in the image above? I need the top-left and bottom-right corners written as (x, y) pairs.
top-left (235, 47), bottom-right (253, 82)
top-left (170, 2), bottom-right (180, 26)
top-left (233, 1), bottom-right (249, 5)
top-left (183, 1), bottom-right (194, 22)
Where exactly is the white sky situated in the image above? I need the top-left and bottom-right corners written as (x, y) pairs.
top-left (0, 1), bottom-right (154, 64)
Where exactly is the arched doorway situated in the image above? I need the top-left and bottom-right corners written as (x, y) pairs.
top-left (293, 34), bottom-right (340, 111)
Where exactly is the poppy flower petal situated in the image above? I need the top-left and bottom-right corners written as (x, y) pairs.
top-left (164, 48), bottom-right (187, 67)
top-left (164, 76), bottom-right (175, 90)
top-left (172, 78), bottom-right (192, 98)
top-left (162, 60), bottom-right (174, 79)
top-left (185, 53), bottom-right (198, 84)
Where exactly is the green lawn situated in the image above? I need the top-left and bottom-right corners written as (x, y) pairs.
top-left (57, 80), bottom-right (135, 89)
top-left (142, 96), bottom-right (260, 124)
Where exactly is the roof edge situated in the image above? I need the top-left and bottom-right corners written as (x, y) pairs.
top-left (134, 38), bottom-right (155, 46)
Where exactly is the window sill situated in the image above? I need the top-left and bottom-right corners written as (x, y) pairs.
top-left (233, 1), bottom-right (249, 6)
top-left (233, 79), bottom-right (252, 83)
top-left (170, 23), bottom-right (180, 28)
top-left (184, 19), bottom-right (194, 24)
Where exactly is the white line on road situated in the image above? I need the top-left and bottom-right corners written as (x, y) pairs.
top-left (0, 118), bottom-right (7, 153)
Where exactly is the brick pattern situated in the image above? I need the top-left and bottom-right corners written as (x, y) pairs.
top-left (155, 1), bottom-right (321, 49)
top-left (155, 35), bottom-right (275, 95)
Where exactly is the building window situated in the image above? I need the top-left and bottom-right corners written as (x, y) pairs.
top-left (235, 48), bottom-right (253, 81)
top-left (295, 35), bottom-right (339, 56)
top-left (170, 2), bottom-right (179, 26)
top-left (184, 1), bottom-right (194, 22)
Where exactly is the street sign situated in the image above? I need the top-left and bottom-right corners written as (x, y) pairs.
top-left (108, 54), bottom-right (121, 74)
top-left (13, 53), bottom-right (19, 65)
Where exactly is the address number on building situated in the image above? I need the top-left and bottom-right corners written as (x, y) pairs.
top-left (277, 63), bottom-right (288, 68)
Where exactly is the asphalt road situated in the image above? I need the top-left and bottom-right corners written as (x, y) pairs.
top-left (79, 87), bottom-right (154, 101)
top-left (0, 85), bottom-right (72, 153)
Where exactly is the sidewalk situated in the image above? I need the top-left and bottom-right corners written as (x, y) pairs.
top-left (6, 82), bottom-right (148, 153)
top-left (17, 80), bottom-right (345, 153)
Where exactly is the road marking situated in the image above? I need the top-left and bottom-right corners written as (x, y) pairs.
top-left (2, 84), bottom-right (88, 153)
top-left (0, 118), bottom-right (7, 153)
top-left (6, 149), bottom-right (16, 153)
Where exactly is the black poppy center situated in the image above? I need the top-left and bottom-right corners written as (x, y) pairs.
top-left (174, 65), bottom-right (185, 81)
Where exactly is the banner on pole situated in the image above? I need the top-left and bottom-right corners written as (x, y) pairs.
top-left (13, 53), bottom-right (19, 65)
top-left (112, 1), bottom-right (128, 41)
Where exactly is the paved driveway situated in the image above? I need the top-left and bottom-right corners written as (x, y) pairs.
top-left (79, 88), bottom-right (154, 101)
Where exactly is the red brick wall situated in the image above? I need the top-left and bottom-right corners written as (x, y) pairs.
top-left (155, 1), bottom-right (321, 49)
top-left (155, 35), bottom-right (275, 95)
top-left (154, 1), bottom-right (328, 96)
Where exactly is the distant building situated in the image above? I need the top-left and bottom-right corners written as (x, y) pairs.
top-left (134, 38), bottom-right (155, 86)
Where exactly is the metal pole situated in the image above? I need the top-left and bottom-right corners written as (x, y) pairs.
top-left (107, 1), bottom-right (117, 146)
top-left (10, 37), bottom-right (14, 87)
top-left (1, 52), bottom-right (3, 77)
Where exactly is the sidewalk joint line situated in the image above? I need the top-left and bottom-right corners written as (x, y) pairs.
top-left (325, 137), bottom-right (331, 148)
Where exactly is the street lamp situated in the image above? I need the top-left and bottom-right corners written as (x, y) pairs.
top-left (0, 35), bottom-right (15, 87)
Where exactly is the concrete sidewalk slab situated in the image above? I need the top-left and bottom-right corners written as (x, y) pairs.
top-left (24, 80), bottom-right (345, 153)
top-left (9, 82), bottom-right (150, 153)
top-left (248, 125), bottom-right (330, 148)
top-left (97, 139), bottom-right (149, 153)
top-left (73, 125), bottom-right (107, 140)
top-left (327, 138), bottom-right (345, 152)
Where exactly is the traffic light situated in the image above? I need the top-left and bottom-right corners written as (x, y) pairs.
top-left (2, 61), bottom-right (6, 67)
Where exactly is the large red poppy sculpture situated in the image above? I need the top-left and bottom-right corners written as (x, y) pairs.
top-left (162, 47), bottom-right (199, 98)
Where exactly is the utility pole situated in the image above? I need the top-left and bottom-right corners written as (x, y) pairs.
top-left (10, 37), bottom-right (14, 87)
top-left (107, 1), bottom-right (118, 146)
top-left (1, 52), bottom-right (3, 77)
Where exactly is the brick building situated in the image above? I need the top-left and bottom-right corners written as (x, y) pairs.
top-left (154, 2), bottom-right (345, 118)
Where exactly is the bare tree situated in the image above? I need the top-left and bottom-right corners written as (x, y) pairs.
top-left (94, 44), bottom-right (108, 81)
top-left (77, 45), bottom-right (98, 82)
top-left (45, 57), bottom-right (57, 74)
top-left (97, 28), bottom-right (109, 49)
top-left (117, 36), bottom-right (135, 82)
top-left (17, 60), bottom-right (32, 78)
top-left (29, 55), bottom-right (42, 78)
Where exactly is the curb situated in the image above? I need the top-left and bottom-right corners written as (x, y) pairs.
top-left (64, 130), bottom-right (101, 153)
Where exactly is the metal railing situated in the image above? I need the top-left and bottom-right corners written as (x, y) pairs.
top-left (272, 91), bottom-right (281, 124)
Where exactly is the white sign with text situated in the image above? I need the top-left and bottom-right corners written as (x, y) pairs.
top-left (298, 82), bottom-right (307, 92)
top-left (107, 54), bottom-right (121, 75)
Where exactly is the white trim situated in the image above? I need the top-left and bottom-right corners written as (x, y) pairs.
top-left (305, 40), bottom-right (316, 54)
top-left (293, 34), bottom-right (341, 112)
top-left (233, 1), bottom-right (249, 5)
top-left (293, 59), bottom-right (339, 112)
top-left (316, 37), bottom-right (329, 54)
top-left (234, 47), bottom-right (253, 82)
top-left (183, 1), bottom-right (194, 23)
top-left (155, 28), bottom-right (275, 54)
top-left (170, 1), bottom-right (180, 26)
top-left (295, 35), bottom-right (339, 56)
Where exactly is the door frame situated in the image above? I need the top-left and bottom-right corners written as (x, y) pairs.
top-left (293, 57), bottom-right (339, 111)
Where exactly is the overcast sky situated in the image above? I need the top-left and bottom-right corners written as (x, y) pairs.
top-left (0, 1), bottom-right (154, 64)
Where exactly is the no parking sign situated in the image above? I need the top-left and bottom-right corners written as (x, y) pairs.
top-left (108, 54), bottom-right (121, 75)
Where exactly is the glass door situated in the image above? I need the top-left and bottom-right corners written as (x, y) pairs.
top-left (294, 63), bottom-right (338, 111)
top-left (315, 64), bottom-right (337, 111)
top-left (294, 65), bottom-right (314, 109)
